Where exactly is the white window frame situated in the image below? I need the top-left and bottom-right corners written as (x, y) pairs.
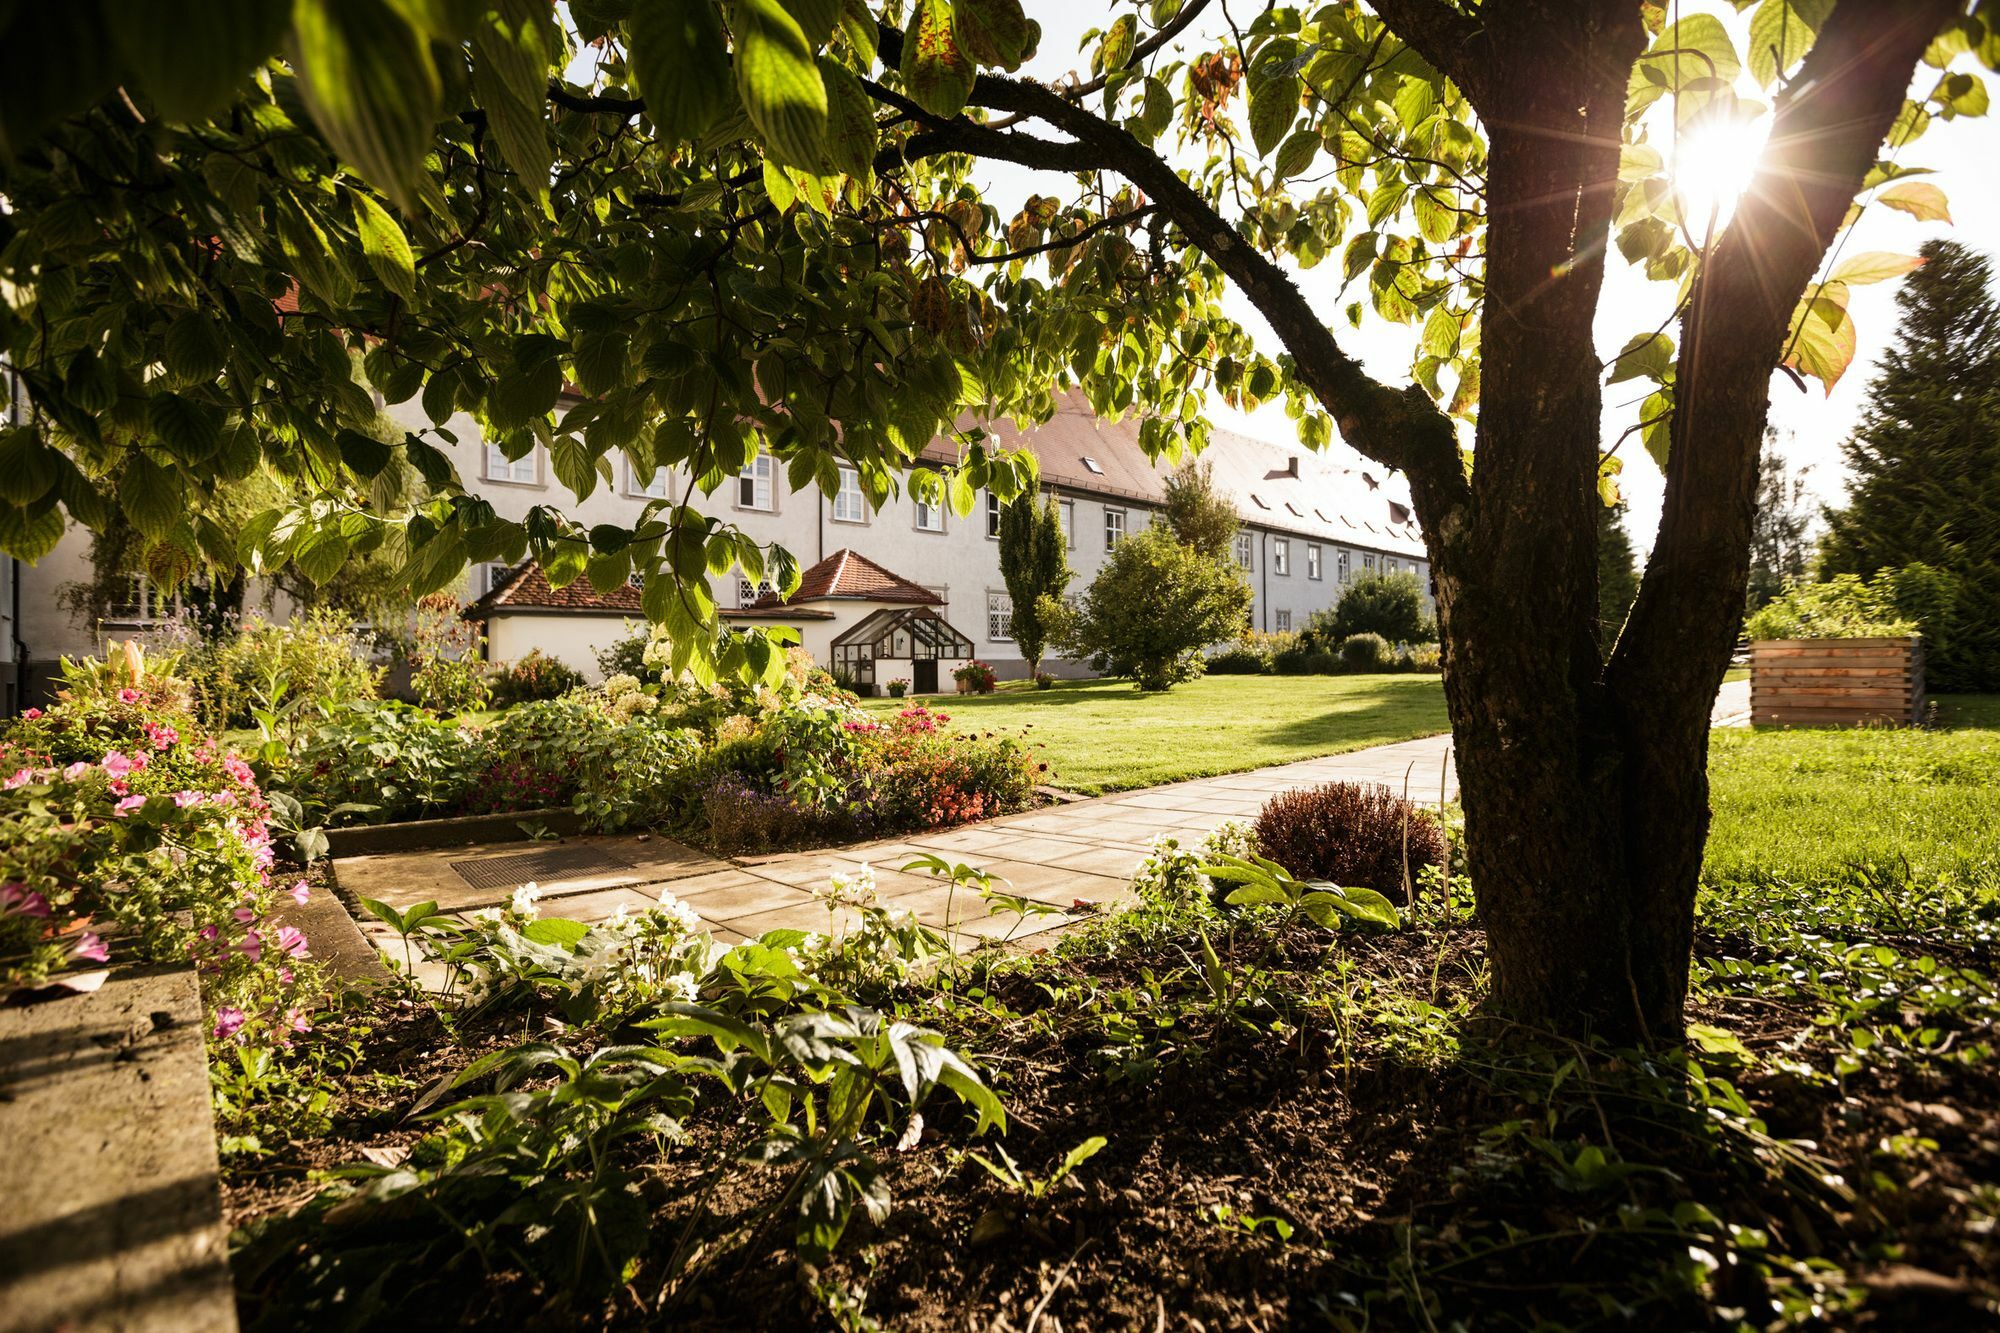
top-left (1307, 544), bottom-right (1322, 580)
top-left (484, 442), bottom-right (539, 486)
top-left (737, 576), bottom-right (775, 606)
top-left (1338, 548), bottom-right (1352, 584)
top-left (737, 455), bottom-right (775, 512)
top-left (1233, 531), bottom-right (1253, 571)
top-left (478, 562), bottom-right (513, 597)
top-left (985, 490), bottom-right (1002, 539)
top-left (986, 590), bottom-right (1014, 642)
top-left (1059, 499), bottom-right (1075, 548)
top-left (1363, 552), bottom-right (1379, 574)
top-left (629, 461), bottom-right (671, 499)
top-left (103, 572), bottom-right (182, 625)
top-left (831, 465), bottom-right (867, 524)
top-left (1104, 507), bottom-right (1125, 550)
top-left (1273, 538), bottom-right (1290, 576)
top-left (913, 489), bottom-right (944, 532)
top-left (1275, 609), bottom-right (1292, 632)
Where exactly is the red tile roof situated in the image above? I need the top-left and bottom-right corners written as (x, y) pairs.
top-left (747, 549), bottom-right (941, 609)
top-left (463, 560), bottom-right (645, 618)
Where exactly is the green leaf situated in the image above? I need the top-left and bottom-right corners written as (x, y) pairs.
top-left (119, 454), bottom-right (185, 540)
top-left (1828, 251), bottom-right (1924, 286)
top-left (292, 523), bottom-right (351, 585)
top-left (1246, 73), bottom-right (1298, 157)
top-left (782, 0), bottom-right (842, 45)
top-left (338, 428), bottom-right (393, 478)
top-left (163, 313), bottom-right (227, 386)
top-left (1099, 13), bottom-right (1136, 73)
top-left (1607, 331), bottom-right (1673, 385)
top-left (470, 0), bottom-right (555, 199)
top-left (0, 502), bottom-right (68, 563)
top-left (103, 0), bottom-right (289, 123)
top-left (1874, 181), bottom-right (1951, 222)
top-left (149, 393), bottom-right (224, 459)
top-left (901, 0), bottom-right (975, 119)
top-left (953, 0), bottom-right (1032, 71)
top-left (349, 191), bottom-right (417, 302)
top-left (1745, 0), bottom-right (1831, 86)
top-left (818, 57), bottom-right (878, 179)
top-left (287, 0), bottom-right (443, 211)
top-left (1272, 128), bottom-right (1318, 179)
top-left (1627, 15), bottom-right (1740, 116)
top-left (737, 0), bottom-right (830, 168)
top-left (521, 917), bottom-right (591, 948)
top-left (1785, 295), bottom-right (1856, 393)
top-left (630, 0), bottom-right (733, 143)
top-left (1411, 185), bottom-right (1456, 243)
top-left (0, 429), bottom-right (58, 506)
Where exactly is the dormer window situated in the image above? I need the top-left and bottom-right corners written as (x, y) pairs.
top-left (1081, 456), bottom-right (1105, 474)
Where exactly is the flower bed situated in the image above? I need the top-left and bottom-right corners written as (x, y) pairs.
top-left (277, 654), bottom-right (1045, 855)
top-left (2, 648), bottom-right (322, 1064)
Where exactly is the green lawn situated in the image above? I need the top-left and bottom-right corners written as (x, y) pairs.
top-left (864, 674), bottom-right (1449, 794)
top-left (1704, 694), bottom-right (2000, 895)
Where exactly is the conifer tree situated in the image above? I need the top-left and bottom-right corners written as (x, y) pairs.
top-left (997, 494), bottom-right (1070, 675)
top-left (1747, 429), bottom-right (1815, 614)
top-left (1597, 503), bottom-right (1640, 643)
top-left (1821, 240), bottom-right (2000, 690)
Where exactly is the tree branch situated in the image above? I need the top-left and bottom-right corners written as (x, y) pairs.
top-left (1610, 0), bottom-right (1960, 706)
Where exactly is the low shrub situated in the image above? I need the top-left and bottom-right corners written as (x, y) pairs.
top-left (1744, 569), bottom-right (1924, 641)
top-left (1271, 645), bottom-right (1340, 675)
top-left (1033, 670), bottom-right (1057, 690)
top-left (702, 774), bottom-right (866, 854)
top-left (1307, 571), bottom-right (1436, 646)
top-left (594, 624), bottom-right (650, 680)
top-left (10, 642), bottom-right (197, 764)
top-left (1204, 646), bottom-right (1267, 674)
top-left (408, 593), bottom-right (491, 714)
top-left (1253, 780), bottom-right (1448, 901)
top-left (291, 702), bottom-right (482, 824)
top-left (1400, 641), bottom-right (1442, 671)
top-left (488, 650), bottom-right (588, 707)
top-left (1338, 632), bottom-right (1393, 672)
top-left (185, 609), bottom-right (383, 728)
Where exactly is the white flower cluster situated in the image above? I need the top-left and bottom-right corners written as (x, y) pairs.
top-left (655, 890), bottom-right (701, 934)
top-left (818, 861), bottom-right (878, 911)
top-left (603, 673), bottom-right (642, 698)
top-left (509, 881), bottom-right (543, 918)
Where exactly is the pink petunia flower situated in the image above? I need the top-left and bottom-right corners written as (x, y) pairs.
top-left (284, 1007), bottom-right (312, 1034)
top-left (117, 688), bottom-right (140, 704)
top-left (61, 761), bottom-right (91, 781)
top-left (5, 768), bottom-right (33, 789)
top-left (290, 881), bottom-right (310, 906)
top-left (213, 1007), bottom-right (246, 1041)
top-left (1, 883), bottom-right (51, 918)
top-left (173, 790), bottom-right (203, 808)
top-left (233, 906), bottom-right (257, 923)
top-left (100, 751), bottom-right (134, 778)
top-left (223, 755), bottom-right (255, 787)
top-left (22, 707), bottom-right (42, 720)
top-left (275, 926), bottom-right (309, 959)
top-left (72, 932), bottom-right (109, 963)
top-left (239, 929), bottom-right (262, 962)
top-left (114, 794), bottom-right (147, 815)
top-left (144, 723), bottom-right (180, 749)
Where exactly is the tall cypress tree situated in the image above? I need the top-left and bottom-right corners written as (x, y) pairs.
top-left (998, 493), bottom-right (1072, 675)
top-left (1821, 239), bottom-right (2000, 690)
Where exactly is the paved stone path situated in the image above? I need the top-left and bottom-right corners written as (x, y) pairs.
top-left (337, 681), bottom-right (1751, 963)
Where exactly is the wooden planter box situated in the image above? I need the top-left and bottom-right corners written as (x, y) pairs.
top-left (1750, 637), bottom-right (1924, 728)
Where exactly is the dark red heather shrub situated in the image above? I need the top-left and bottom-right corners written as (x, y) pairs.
top-left (1253, 781), bottom-right (1448, 901)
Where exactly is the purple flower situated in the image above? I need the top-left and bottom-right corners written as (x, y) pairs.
top-left (239, 929), bottom-right (263, 962)
top-left (72, 932), bottom-right (109, 963)
top-left (275, 926), bottom-right (309, 959)
top-left (100, 751), bottom-right (134, 778)
top-left (213, 1007), bottom-right (246, 1041)
top-left (114, 794), bottom-right (147, 815)
top-left (1, 883), bottom-right (50, 918)
top-left (117, 688), bottom-right (140, 704)
top-left (289, 881), bottom-right (310, 906)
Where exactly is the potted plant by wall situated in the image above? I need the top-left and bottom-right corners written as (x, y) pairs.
top-left (1744, 571), bottom-right (1930, 727)
top-left (886, 679), bottom-right (909, 698)
top-left (952, 660), bottom-right (997, 695)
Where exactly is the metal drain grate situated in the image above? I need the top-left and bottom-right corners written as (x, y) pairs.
top-left (450, 845), bottom-right (637, 892)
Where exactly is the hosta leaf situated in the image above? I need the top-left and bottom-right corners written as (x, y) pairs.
top-left (901, 0), bottom-right (975, 118)
top-left (630, 0), bottom-right (733, 143)
top-left (287, 0), bottom-right (442, 211)
top-left (738, 0), bottom-right (830, 168)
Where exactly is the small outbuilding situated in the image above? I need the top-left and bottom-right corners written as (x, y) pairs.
top-left (462, 561), bottom-right (641, 682)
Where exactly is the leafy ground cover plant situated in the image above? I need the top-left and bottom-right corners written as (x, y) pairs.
top-left (487, 648), bottom-right (589, 707)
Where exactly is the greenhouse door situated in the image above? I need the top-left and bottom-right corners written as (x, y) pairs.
top-left (913, 659), bottom-right (938, 694)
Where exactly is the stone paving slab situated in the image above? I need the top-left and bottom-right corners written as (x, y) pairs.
top-left (0, 966), bottom-right (238, 1333)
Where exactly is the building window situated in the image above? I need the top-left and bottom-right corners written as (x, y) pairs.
top-left (737, 455), bottom-right (774, 511)
top-left (1275, 609), bottom-right (1292, 632)
top-left (1233, 531), bottom-right (1253, 571)
top-left (1059, 499), bottom-right (1075, 548)
top-left (1104, 508), bottom-right (1125, 550)
top-left (914, 490), bottom-right (944, 532)
top-left (1337, 548), bottom-right (1352, 584)
top-left (476, 562), bottom-right (514, 597)
top-left (1081, 456), bottom-right (1105, 474)
top-left (1363, 552), bottom-right (1378, 574)
top-left (737, 577), bottom-right (774, 606)
top-left (1307, 544), bottom-right (1322, 580)
top-left (832, 465), bottom-right (866, 523)
top-left (630, 462), bottom-right (670, 499)
top-left (484, 443), bottom-right (538, 485)
top-left (987, 590), bottom-right (1013, 641)
top-left (1273, 539), bottom-right (1290, 576)
top-left (104, 572), bottom-right (181, 623)
top-left (986, 490), bottom-right (1002, 539)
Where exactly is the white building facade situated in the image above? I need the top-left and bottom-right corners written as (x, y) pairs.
top-left (7, 390), bottom-right (1431, 701)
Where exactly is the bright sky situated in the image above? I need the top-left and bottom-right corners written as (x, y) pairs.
top-left (972, 3), bottom-right (2000, 564)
